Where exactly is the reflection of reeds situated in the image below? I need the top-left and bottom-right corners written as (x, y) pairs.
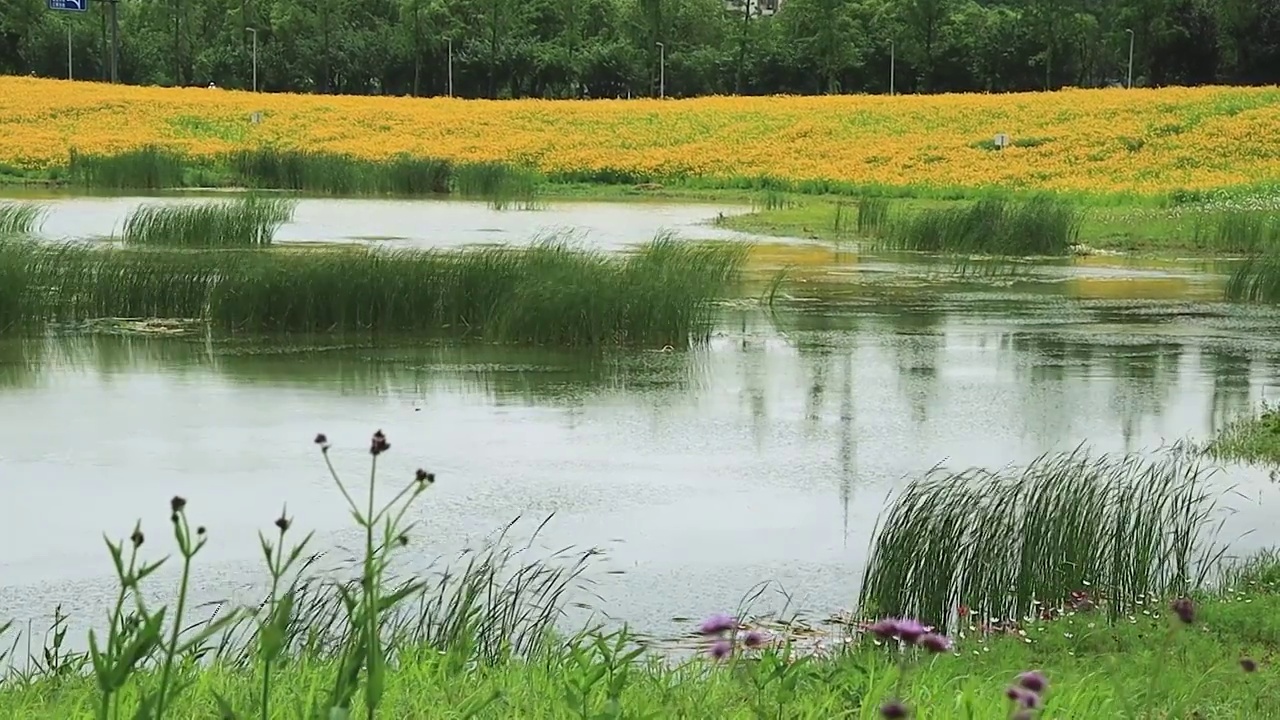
top-left (860, 446), bottom-right (1221, 632)
top-left (1, 237), bottom-right (748, 346)
top-left (121, 197), bottom-right (295, 248)
top-left (0, 202), bottom-right (45, 235)
top-left (872, 196), bottom-right (1082, 256)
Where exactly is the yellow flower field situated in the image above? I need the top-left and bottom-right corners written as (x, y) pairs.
top-left (2, 77), bottom-right (1279, 194)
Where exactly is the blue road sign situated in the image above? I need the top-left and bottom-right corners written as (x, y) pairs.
top-left (49, 0), bottom-right (88, 11)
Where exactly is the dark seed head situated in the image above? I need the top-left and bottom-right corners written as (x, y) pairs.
top-left (415, 468), bottom-right (435, 485)
top-left (370, 430), bottom-right (390, 456)
top-left (879, 700), bottom-right (909, 719)
top-left (1242, 658), bottom-right (1258, 673)
top-left (170, 496), bottom-right (187, 513)
top-left (196, 526), bottom-right (206, 536)
top-left (169, 513), bottom-right (179, 524)
top-left (314, 433), bottom-right (328, 445)
top-left (397, 534), bottom-right (409, 547)
top-left (275, 515), bottom-right (290, 532)
top-left (1171, 597), bottom-right (1195, 624)
top-left (130, 529), bottom-right (144, 547)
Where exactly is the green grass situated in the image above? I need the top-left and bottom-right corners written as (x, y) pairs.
top-left (0, 202), bottom-right (44, 235)
top-left (1224, 251), bottom-right (1280, 303)
top-left (859, 446), bottom-right (1221, 632)
top-left (1192, 210), bottom-right (1280, 254)
top-left (120, 197), bottom-right (296, 248)
top-left (0, 238), bottom-right (748, 345)
top-left (68, 147), bottom-right (190, 190)
top-left (870, 195), bottom-right (1083, 256)
top-left (1206, 403), bottom-right (1280, 465)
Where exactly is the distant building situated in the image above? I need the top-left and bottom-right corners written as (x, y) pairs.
top-left (724, 0), bottom-right (783, 16)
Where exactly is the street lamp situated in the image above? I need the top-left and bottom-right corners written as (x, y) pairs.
top-left (246, 28), bottom-right (258, 92)
top-left (446, 38), bottom-right (453, 98)
top-left (1125, 28), bottom-right (1135, 89)
top-left (655, 41), bottom-right (665, 99)
top-left (889, 40), bottom-right (895, 96)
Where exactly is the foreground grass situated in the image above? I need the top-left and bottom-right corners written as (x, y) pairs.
top-left (1207, 404), bottom-right (1280, 465)
top-left (1, 590), bottom-right (1277, 718)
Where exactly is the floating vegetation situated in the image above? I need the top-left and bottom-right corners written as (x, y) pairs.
top-left (0, 237), bottom-right (748, 346)
top-left (859, 446), bottom-right (1221, 632)
top-left (873, 196), bottom-right (1083, 256)
top-left (0, 202), bottom-right (44, 235)
top-left (120, 196), bottom-right (296, 248)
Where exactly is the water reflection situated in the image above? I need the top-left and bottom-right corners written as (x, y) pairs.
top-left (6, 290), bottom-right (1280, 639)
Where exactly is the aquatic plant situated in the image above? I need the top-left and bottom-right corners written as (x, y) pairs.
top-left (68, 146), bottom-right (188, 190)
top-left (859, 446), bottom-right (1222, 632)
top-left (872, 196), bottom-right (1083, 256)
top-left (0, 202), bottom-right (44, 236)
top-left (1191, 210), bottom-right (1280, 254)
top-left (1224, 251), bottom-right (1280, 303)
top-left (229, 148), bottom-right (456, 196)
top-left (0, 237), bottom-right (748, 346)
top-left (120, 196), bottom-right (296, 248)
top-left (857, 197), bottom-right (892, 236)
top-left (453, 161), bottom-right (542, 209)
top-left (1204, 402), bottom-right (1280, 465)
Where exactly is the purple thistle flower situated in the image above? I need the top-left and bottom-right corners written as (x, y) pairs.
top-left (1242, 658), bottom-right (1258, 673)
top-left (1017, 670), bottom-right (1048, 694)
top-left (919, 633), bottom-right (951, 653)
top-left (869, 618), bottom-right (900, 640)
top-left (708, 639), bottom-right (732, 660)
top-left (1005, 687), bottom-right (1024, 703)
top-left (895, 618), bottom-right (926, 643)
top-left (698, 613), bottom-right (736, 636)
top-left (879, 700), bottom-right (909, 719)
top-left (1171, 597), bottom-right (1195, 624)
top-left (743, 630), bottom-right (765, 649)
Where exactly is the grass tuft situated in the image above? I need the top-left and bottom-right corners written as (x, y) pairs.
top-left (859, 446), bottom-right (1221, 632)
top-left (0, 203), bottom-right (45, 236)
top-left (120, 197), bottom-right (296, 248)
top-left (872, 195), bottom-right (1083, 255)
top-left (1205, 403), bottom-right (1280, 466)
top-left (1192, 210), bottom-right (1280, 254)
top-left (68, 147), bottom-right (188, 190)
top-left (1224, 251), bottom-right (1280, 303)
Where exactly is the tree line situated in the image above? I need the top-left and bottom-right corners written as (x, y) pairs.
top-left (2, 0), bottom-right (1278, 98)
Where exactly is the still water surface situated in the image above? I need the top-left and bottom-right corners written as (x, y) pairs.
top-left (3, 278), bottom-right (1280, 639)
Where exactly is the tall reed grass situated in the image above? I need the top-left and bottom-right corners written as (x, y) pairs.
top-left (120, 197), bottom-right (295, 248)
top-left (856, 197), bottom-right (891, 236)
top-left (229, 149), bottom-right (454, 196)
top-left (872, 196), bottom-right (1082, 255)
top-left (859, 446), bottom-right (1221, 632)
top-left (68, 147), bottom-right (189, 190)
top-left (1192, 210), bottom-right (1280, 254)
top-left (1, 237), bottom-right (748, 345)
top-left (0, 202), bottom-right (44, 235)
top-left (1224, 251), bottom-right (1280, 303)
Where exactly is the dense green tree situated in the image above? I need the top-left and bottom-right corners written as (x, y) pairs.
top-left (2, 0), bottom-right (1277, 95)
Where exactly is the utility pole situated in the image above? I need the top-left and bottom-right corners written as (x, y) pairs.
top-left (1125, 28), bottom-right (1135, 89)
top-left (446, 38), bottom-right (453, 97)
top-left (656, 41), bottom-right (665, 99)
top-left (246, 28), bottom-right (258, 91)
top-left (68, 23), bottom-right (73, 80)
top-left (109, 0), bottom-right (119, 83)
top-left (889, 40), bottom-right (895, 96)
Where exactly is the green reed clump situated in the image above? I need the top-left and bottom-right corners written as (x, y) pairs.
top-left (1192, 210), bottom-right (1280, 254)
top-left (68, 147), bottom-right (188, 190)
top-left (229, 148), bottom-right (455, 196)
top-left (0, 240), bottom-right (48, 333)
top-left (859, 446), bottom-right (1220, 632)
top-left (0, 238), bottom-right (747, 345)
top-left (874, 195), bottom-right (1082, 255)
top-left (1224, 251), bottom-right (1280, 303)
top-left (856, 197), bottom-right (891, 236)
top-left (454, 162), bottom-right (542, 210)
top-left (120, 197), bottom-right (295, 248)
top-left (1205, 403), bottom-right (1280, 465)
top-left (0, 202), bottom-right (45, 236)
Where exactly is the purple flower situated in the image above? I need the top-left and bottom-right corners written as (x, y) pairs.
top-left (1005, 687), bottom-right (1024, 702)
top-left (919, 633), bottom-right (951, 653)
top-left (743, 630), bottom-right (765, 649)
top-left (895, 618), bottom-right (926, 643)
top-left (1171, 597), bottom-right (1195, 624)
top-left (1017, 670), bottom-right (1048, 694)
top-left (708, 639), bottom-right (732, 660)
top-left (1242, 658), bottom-right (1258, 673)
top-left (869, 618), bottom-right (900, 640)
top-left (1006, 687), bottom-right (1039, 709)
top-left (698, 613), bottom-right (736, 636)
top-left (879, 700), bottom-right (909, 719)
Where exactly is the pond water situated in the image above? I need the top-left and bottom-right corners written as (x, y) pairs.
top-left (1, 198), bottom-right (1278, 645)
top-left (7, 192), bottom-right (751, 249)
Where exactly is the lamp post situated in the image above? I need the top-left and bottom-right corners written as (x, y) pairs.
top-left (447, 38), bottom-right (453, 97)
top-left (655, 41), bottom-right (665, 99)
top-left (1125, 28), bottom-right (1135, 89)
top-left (246, 28), bottom-right (258, 92)
top-left (889, 40), bottom-right (895, 96)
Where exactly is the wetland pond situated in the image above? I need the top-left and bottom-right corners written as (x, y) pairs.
top-left (2, 195), bottom-right (1280, 644)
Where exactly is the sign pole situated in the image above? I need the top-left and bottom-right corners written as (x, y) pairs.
top-left (68, 24), bottom-right (73, 80)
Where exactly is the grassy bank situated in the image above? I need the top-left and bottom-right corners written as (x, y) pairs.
top-left (0, 432), bottom-right (1276, 719)
top-left (0, 238), bottom-right (747, 345)
top-left (1207, 404), bottom-right (1280, 466)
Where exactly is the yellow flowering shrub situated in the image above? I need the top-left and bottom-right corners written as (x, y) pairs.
top-left (3, 77), bottom-right (1280, 194)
